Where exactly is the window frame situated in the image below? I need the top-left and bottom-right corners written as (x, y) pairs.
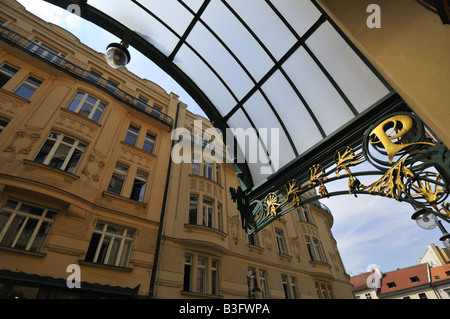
top-left (34, 132), bottom-right (86, 174)
top-left (84, 221), bottom-right (135, 268)
top-left (0, 63), bottom-right (19, 88)
top-left (275, 229), bottom-right (288, 255)
top-left (67, 92), bottom-right (106, 123)
top-left (14, 75), bottom-right (43, 99)
top-left (0, 199), bottom-right (57, 253)
top-left (183, 253), bottom-right (220, 296)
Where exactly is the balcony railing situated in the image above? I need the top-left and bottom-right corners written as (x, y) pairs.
top-left (0, 24), bottom-right (173, 130)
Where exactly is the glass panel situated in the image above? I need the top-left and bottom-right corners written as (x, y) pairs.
top-left (137, 0), bottom-right (194, 35)
top-left (1, 215), bottom-right (25, 247)
top-left (106, 238), bottom-right (120, 265)
top-left (85, 232), bottom-right (101, 262)
top-left (118, 239), bottom-right (132, 267)
top-left (0, 211), bottom-right (12, 234)
top-left (228, 109), bottom-right (273, 184)
top-left (202, 0), bottom-right (273, 82)
top-left (262, 70), bottom-right (323, 155)
top-left (283, 47), bottom-right (354, 135)
top-left (306, 22), bottom-right (390, 113)
top-left (271, 0), bottom-right (322, 37)
top-left (106, 224), bottom-right (125, 236)
top-left (96, 235), bottom-right (111, 264)
top-left (88, 0), bottom-right (180, 56)
top-left (19, 203), bottom-right (44, 217)
top-left (29, 221), bottom-right (52, 252)
top-left (186, 22), bottom-right (254, 101)
top-left (243, 91), bottom-right (296, 170)
top-left (14, 217), bottom-right (38, 250)
top-left (174, 44), bottom-right (237, 116)
top-left (34, 139), bottom-right (54, 164)
top-left (65, 148), bottom-right (83, 173)
top-left (49, 143), bottom-right (71, 169)
top-left (227, 0), bottom-right (297, 60)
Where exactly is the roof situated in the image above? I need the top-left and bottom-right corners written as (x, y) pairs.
top-left (350, 271), bottom-right (372, 290)
top-left (379, 264), bottom-right (430, 295)
top-left (430, 263), bottom-right (450, 283)
top-left (41, 0), bottom-right (393, 191)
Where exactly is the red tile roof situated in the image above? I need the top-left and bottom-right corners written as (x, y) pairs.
top-left (350, 271), bottom-right (372, 290)
top-left (379, 264), bottom-right (429, 295)
top-left (430, 263), bottom-right (450, 283)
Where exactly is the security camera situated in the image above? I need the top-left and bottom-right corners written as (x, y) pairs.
top-left (105, 43), bottom-right (131, 69)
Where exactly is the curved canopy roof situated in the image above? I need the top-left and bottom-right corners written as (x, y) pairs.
top-left (43, 0), bottom-right (394, 191)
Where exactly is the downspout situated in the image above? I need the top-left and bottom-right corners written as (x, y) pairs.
top-left (148, 102), bottom-right (181, 298)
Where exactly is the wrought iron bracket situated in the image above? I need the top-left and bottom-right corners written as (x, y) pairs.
top-left (231, 112), bottom-right (450, 234)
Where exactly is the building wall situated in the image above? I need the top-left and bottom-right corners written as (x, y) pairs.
top-left (155, 107), bottom-right (354, 299)
top-left (317, 0), bottom-right (450, 147)
top-left (0, 0), bottom-right (176, 298)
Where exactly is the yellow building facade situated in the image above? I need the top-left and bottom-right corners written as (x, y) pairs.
top-left (0, 0), bottom-right (353, 298)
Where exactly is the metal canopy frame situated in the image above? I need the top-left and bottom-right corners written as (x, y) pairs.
top-left (41, 0), bottom-right (394, 194)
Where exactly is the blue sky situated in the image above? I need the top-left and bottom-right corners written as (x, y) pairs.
top-left (16, 0), bottom-right (447, 276)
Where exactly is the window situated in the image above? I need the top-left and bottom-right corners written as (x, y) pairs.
top-left (188, 194), bottom-right (222, 230)
top-left (0, 63), bottom-right (18, 88)
top-left (130, 171), bottom-right (148, 202)
top-left (26, 40), bottom-right (65, 64)
top-left (297, 206), bottom-right (312, 223)
top-left (281, 275), bottom-right (291, 299)
top-left (387, 282), bottom-right (397, 288)
top-left (105, 79), bottom-right (119, 94)
top-left (275, 230), bottom-right (288, 255)
top-left (211, 259), bottom-right (218, 295)
top-left (0, 118), bottom-right (9, 133)
top-left (410, 276), bottom-right (420, 283)
top-left (85, 222), bottom-right (134, 267)
top-left (189, 195), bottom-right (198, 225)
top-left (183, 253), bottom-right (219, 295)
top-left (313, 238), bottom-right (325, 262)
top-left (216, 165), bottom-right (221, 185)
top-left (143, 132), bottom-right (156, 154)
top-left (0, 199), bottom-right (57, 252)
top-left (290, 277), bottom-right (300, 299)
top-left (418, 292), bottom-right (428, 299)
top-left (305, 236), bottom-right (325, 262)
top-left (248, 233), bottom-right (259, 246)
top-left (14, 75), bottom-right (42, 99)
top-left (107, 164), bottom-right (129, 196)
top-left (34, 132), bottom-right (86, 174)
top-left (365, 293), bottom-right (372, 299)
top-left (67, 92), bottom-right (106, 123)
top-left (191, 155), bottom-right (200, 175)
top-left (124, 124), bottom-right (140, 146)
top-left (151, 104), bottom-right (162, 118)
top-left (197, 256), bottom-right (207, 293)
top-left (259, 270), bottom-right (269, 299)
top-left (315, 282), bottom-right (333, 299)
top-left (203, 160), bottom-right (213, 180)
top-left (202, 198), bottom-right (214, 228)
top-left (86, 70), bottom-right (102, 84)
top-left (183, 254), bottom-right (193, 292)
top-left (136, 96), bottom-right (148, 111)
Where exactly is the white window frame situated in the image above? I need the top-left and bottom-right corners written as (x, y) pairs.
top-left (107, 163), bottom-right (129, 196)
top-left (0, 199), bottom-right (57, 252)
top-left (86, 222), bottom-right (135, 267)
top-left (275, 229), bottom-right (288, 255)
top-left (67, 92), bottom-right (106, 122)
top-left (34, 132), bottom-right (86, 174)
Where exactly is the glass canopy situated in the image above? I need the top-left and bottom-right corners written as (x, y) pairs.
top-left (43, 0), bottom-right (393, 190)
